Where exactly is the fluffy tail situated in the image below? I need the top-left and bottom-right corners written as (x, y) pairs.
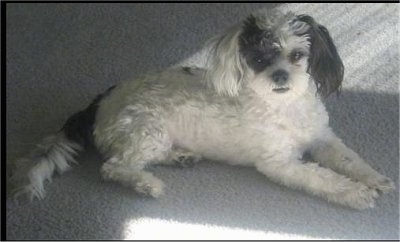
top-left (9, 86), bottom-right (115, 200)
top-left (9, 133), bottom-right (82, 200)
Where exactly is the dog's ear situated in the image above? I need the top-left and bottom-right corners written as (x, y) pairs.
top-left (296, 15), bottom-right (344, 97)
top-left (205, 26), bottom-right (246, 96)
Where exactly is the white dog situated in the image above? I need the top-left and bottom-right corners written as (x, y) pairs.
top-left (10, 10), bottom-right (394, 209)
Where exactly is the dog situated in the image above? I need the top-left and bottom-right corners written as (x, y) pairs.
top-left (9, 9), bottom-right (395, 209)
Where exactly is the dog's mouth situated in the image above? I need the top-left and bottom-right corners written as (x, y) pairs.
top-left (272, 87), bottom-right (290, 93)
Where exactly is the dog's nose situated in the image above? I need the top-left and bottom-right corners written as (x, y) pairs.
top-left (272, 69), bottom-right (289, 86)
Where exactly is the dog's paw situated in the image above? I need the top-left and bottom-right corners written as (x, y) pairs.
top-left (363, 175), bottom-right (395, 194)
top-left (135, 176), bottom-right (165, 198)
top-left (329, 182), bottom-right (379, 210)
top-left (174, 155), bottom-right (200, 168)
top-left (344, 185), bottom-right (378, 210)
top-left (100, 163), bottom-right (165, 198)
top-left (171, 149), bottom-right (201, 168)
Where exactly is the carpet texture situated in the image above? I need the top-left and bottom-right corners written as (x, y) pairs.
top-left (6, 3), bottom-right (399, 240)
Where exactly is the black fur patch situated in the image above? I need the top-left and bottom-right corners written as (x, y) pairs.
top-left (61, 85), bottom-right (115, 148)
top-left (239, 15), bottom-right (281, 73)
top-left (296, 15), bottom-right (344, 97)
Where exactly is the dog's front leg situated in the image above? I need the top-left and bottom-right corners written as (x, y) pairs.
top-left (308, 132), bottom-right (395, 194)
top-left (255, 158), bottom-right (378, 209)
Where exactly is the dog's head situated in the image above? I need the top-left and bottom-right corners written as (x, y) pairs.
top-left (205, 10), bottom-right (344, 100)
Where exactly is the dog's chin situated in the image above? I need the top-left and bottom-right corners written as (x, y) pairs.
top-left (249, 76), bottom-right (309, 101)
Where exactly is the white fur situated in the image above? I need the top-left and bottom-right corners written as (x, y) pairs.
top-left (9, 133), bottom-right (81, 200)
top-left (93, 64), bottom-right (393, 209)
top-left (11, 10), bottom-right (394, 209)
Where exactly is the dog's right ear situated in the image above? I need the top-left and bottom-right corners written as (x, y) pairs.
top-left (204, 26), bottom-right (247, 97)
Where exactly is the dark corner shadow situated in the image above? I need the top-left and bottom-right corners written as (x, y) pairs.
top-left (7, 90), bottom-right (398, 240)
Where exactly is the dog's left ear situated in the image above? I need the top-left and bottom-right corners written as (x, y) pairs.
top-left (296, 15), bottom-right (344, 98)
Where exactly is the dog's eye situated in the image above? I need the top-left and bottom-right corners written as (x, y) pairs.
top-left (254, 56), bottom-right (270, 65)
top-left (290, 51), bottom-right (305, 62)
top-left (248, 56), bottom-right (271, 72)
top-left (256, 58), bottom-right (264, 63)
top-left (254, 57), bottom-right (272, 68)
top-left (255, 52), bottom-right (276, 65)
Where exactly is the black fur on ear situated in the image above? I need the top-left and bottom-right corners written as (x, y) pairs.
top-left (296, 15), bottom-right (344, 98)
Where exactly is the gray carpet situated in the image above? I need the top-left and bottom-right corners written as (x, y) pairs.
top-left (6, 3), bottom-right (399, 240)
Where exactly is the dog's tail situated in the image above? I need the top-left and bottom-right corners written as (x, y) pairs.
top-left (9, 86), bottom-right (115, 200)
top-left (9, 133), bottom-right (83, 200)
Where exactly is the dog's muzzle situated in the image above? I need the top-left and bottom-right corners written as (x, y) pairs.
top-left (272, 69), bottom-right (290, 93)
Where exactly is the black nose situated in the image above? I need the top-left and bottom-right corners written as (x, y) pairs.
top-left (272, 69), bottom-right (289, 85)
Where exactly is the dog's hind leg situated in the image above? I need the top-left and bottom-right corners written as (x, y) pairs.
top-left (101, 160), bottom-right (166, 197)
top-left (100, 146), bottom-right (201, 197)
top-left (97, 120), bottom-right (173, 197)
